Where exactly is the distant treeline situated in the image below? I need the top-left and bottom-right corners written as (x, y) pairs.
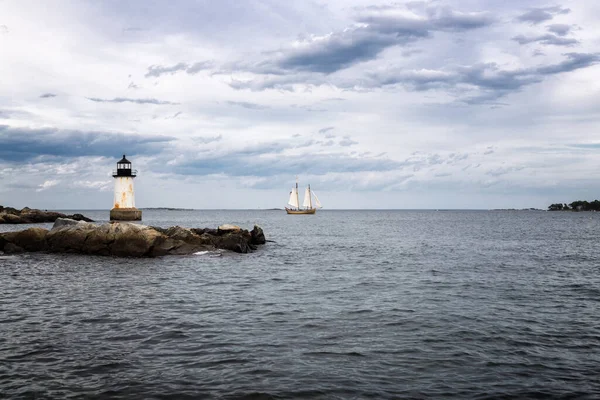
top-left (548, 200), bottom-right (600, 211)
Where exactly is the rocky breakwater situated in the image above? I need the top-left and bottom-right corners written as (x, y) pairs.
top-left (0, 205), bottom-right (94, 224)
top-left (0, 218), bottom-right (266, 256)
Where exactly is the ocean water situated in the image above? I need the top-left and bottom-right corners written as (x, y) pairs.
top-left (1, 210), bottom-right (599, 399)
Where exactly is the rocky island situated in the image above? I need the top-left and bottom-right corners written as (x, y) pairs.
top-left (0, 218), bottom-right (266, 256)
top-left (0, 205), bottom-right (94, 224)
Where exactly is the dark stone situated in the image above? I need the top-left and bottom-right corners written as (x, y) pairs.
top-left (67, 213), bottom-right (94, 222)
top-left (46, 224), bottom-right (92, 253)
top-left (165, 226), bottom-right (213, 246)
top-left (191, 228), bottom-right (219, 236)
top-left (0, 234), bottom-right (7, 251)
top-left (83, 224), bottom-right (116, 256)
top-left (149, 236), bottom-right (180, 257)
top-left (4, 243), bottom-right (24, 254)
top-left (103, 223), bottom-right (156, 257)
top-left (151, 226), bottom-right (169, 235)
top-left (0, 214), bottom-right (26, 224)
top-left (251, 225), bottom-right (266, 245)
top-left (212, 231), bottom-right (253, 253)
top-left (20, 209), bottom-right (63, 223)
top-left (111, 234), bottom-right (151, 257)
top-left (0, 205), bottom-right (94, 224)
top-left (11, 228), bottom-right (49, 251)
top-left (0, 206), bottom-right (20, 215)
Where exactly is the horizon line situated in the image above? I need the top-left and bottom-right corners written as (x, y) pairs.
top-left (41, 207), bottom-right (546, 212)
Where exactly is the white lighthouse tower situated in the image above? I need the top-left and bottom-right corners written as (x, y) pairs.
top-left (110, 155), bottom-right (142, 221)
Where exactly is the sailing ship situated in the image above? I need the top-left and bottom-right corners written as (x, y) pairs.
top-left (285, 178), bottom-right (322, 214)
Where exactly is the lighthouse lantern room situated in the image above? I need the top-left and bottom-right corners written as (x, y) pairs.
top-left (110, 155), bottom-right (142, 221)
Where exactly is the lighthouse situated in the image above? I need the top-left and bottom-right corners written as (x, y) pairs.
top-left (110, 155), bottom-right (142, 221)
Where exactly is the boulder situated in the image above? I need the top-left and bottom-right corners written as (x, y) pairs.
top-left (3, 243), bottom-right (24, 254)
top-left (0, 213), bottom-right (26, 224)
top-left (0, 221), bottom-right (265, 257)
top-left (46, 223), bottom-right (94, 253)
top-left (149, 236), bottom-right (183, 257)
top-left (192, 228), bottom-right (219, 236)
top-left (67, 213), bottom-right (95, 222)
top-left (0, 233), bottom-right (7, 251)
top-left (0, 206), bottom-right (20, 215)
top-left (82, 224), bottom-right (114, 256)
top-left (0, 205), bottom-right (94, 224)
top-left (1, 228), bottom-right (49, 252)
top-left (109, 223), bottom-right (163, 257)
top-left (20, 209), bottom-right (63, 223)
top-left (52, 218), bottom-right (92, 229)
top-left (164, 226), bottom-right (211, 246)
top-left (251, 225), bottom-right (266, 245)
top-left (212, 230), bottom-right (253, 253)
top-left (11, 228), bottom-right (49, 251)
top-left (218, 224), bottom-right (241, 233)
top-left (150, 226), bottom-right (168, 235)
top-left (159, 226), bottom-right (214, 255)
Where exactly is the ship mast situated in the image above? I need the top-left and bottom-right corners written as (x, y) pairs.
top-left (296, 176), bottom-right (300, 210)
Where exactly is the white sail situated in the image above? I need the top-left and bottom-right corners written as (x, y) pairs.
top-left (303, 187), bottom-right (312, 208)
top-left (312, 191), bottom-right (322, 208)
top-left (288, 188), bottom-right (299, 208)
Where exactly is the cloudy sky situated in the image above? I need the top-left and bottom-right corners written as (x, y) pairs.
top-left (2, 0), bottom-right (600, 210)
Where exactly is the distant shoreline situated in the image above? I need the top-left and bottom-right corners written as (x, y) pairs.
top-left (548, 201), bottom-right (600, 211)
top-left (140, 207), bottom-right (196, 211)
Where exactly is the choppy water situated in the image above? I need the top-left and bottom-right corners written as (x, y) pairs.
top-left (1, 210), bottom-right (600, 399)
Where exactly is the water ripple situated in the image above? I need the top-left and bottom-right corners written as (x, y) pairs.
top-left (1, 210), bottom-right (600, 399)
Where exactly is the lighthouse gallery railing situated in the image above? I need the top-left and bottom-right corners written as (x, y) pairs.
top-left (112, 169), bottom-right (138, 177)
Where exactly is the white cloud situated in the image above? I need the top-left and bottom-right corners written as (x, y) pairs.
top-left (71, 180), bottom-right (112, 191)
top-left (36, 180), bottom-right (60, 192)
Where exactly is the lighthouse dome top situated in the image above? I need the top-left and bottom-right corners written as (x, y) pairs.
top-left (113, 154), bottom-right (137, 178)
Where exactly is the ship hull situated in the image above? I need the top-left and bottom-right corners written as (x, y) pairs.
top-left (285, 208), bottom-right (316, 215)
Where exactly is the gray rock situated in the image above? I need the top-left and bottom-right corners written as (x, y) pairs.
top-left (218, 224), bottom-right (241, 233)
top-left (1, 221), bottom-right (265, 257)
top-left (164, 226), bottom-right (211, 246)
top-left (212, 230), bottom-right (253, 253)
top-left (66, 213), bottom-right (94, 222)
top-left (3, 243), bottom-right (24, 254)
top-left (108, 223), bottom-right (163, 257)
top-left (46, 223), bottom-right (94, 253)
top-left (0, 213), bottom-right (26, 224)
top-left (0, 204), bottom-right (94, 224)
top-left (52, 218), bottom-right (93, 229)
top-left (1, 228), bottom-right (48, 251)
